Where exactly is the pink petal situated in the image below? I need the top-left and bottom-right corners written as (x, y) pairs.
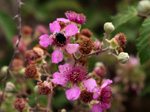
top-left (57, 18), bottom-right (70, 23)
top-left (101, 102), bottom-right (111, 110)
top-left (65, 85), bottom-right (81, 100)
top-left (65, 44), bottom-right (79, 54)
top-left (93, 88), bottom-right (100, 100)
top-left (39, 34), bottom-right (52, 47)
top-left (65, 24), bottom-right (78, 37)
top-left (52, 48), bottom-right (63, 63)
top-left (91, 103), bottom-right (102, 112)
top-left (49, 21), bottom-right (60, 33)
top-left (101, 79), bottom-right (112, 89)
top-left (51, 72), bottom-right (67, 85)
top-left (58, 63), bottom-right (71, 78)
top-left (83, 78), bottom-right (97, 92)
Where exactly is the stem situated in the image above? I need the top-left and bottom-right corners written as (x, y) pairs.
top-left (0, 0), bottom-right (22, 107)
top-left (46, 94), bottom-right (52, 112)
top-left (137, 13), bottom-right (150, 18)
top-left (74, 48), bottom-right (109, 65)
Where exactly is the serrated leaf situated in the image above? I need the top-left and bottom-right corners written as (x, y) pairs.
top-left (112, 6), bottom-right (137, 28)
top-left (0, 9), bottom-right (16, 45)
top-left (136, 17), bottom-right (150, 64)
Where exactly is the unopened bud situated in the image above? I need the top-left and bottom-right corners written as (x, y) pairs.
top-left (94, 62), bottom-right (106, 78)
top-left (138, 0), bottom-right (150, 15)
top-left (118, 52), bottom-right (129, 64)
top-left (34, 85), bottom-right (39, 93)
top-left (104, 22), bottom-right (115, 33)
top-left (94, 39), bottom-right (101, 50)
top-left (6, 82), bottom-right (15, 91)
top-left (61, 109), bottom-right (67, 112)
top-left (1, 66), bottom-right (8, 74)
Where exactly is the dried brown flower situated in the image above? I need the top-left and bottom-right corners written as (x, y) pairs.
top-left (37, 81), bottom-right (52, 95)
top-left (81, 29), bottom-right (93, 38)
top-left (22, 26), bottom-right (33, 37)
top-left (79, 38), bottom-right (94, 55)
top-left (25, 50), bottom-right (41, 63)
top-left (25, 65), bottom-right (38, 79)
top-left (114, 33), bottom-right (127, 48)
top-left (10, 59), bottom-right (24, 71)
top-left (14, 98), bottom-right (26, 111)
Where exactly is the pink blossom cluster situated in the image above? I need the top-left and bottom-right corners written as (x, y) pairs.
top-left (36, 11), bottom-right (113, 112)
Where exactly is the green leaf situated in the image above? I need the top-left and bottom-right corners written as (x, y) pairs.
top-left (136, 17), bottom-right (150, 64)
top-left (0, 9), bottom-right (16, 45)
top-left (111, 6), bottom-right (137, 28)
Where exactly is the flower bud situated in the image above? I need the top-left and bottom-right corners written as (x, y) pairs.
top-left (1, 66), bottom-right (8, 74)
top-left (94, 39), bottom-right (101, 50)
top-left (34, 85), bottom-right (39, 93)
top-left (118, 52), bottom-right (129, 64)
top-left (61, 109), bottom-right (67, 112)
top-left (104, 22), bottom-right (115, 33)
top-left (6, 82), bottom-right (15, 91)
top-left (94, 62), bottom-right (106, 78)
top-left (138, 0), bottom-right (150, 15)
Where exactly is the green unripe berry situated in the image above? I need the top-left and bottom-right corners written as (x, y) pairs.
top-left (138, 0), bottom-right (150, 15)
top-left (104, 22), bottom-right (115, 33)
top-left (118, 52), bottom-right (129, 64)
top-left (34, 85), bottom-right (39, 93)
top-left (1, 66), bottom-right (8, 74)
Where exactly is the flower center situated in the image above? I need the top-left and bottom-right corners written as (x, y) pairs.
top-left (69, 71), bottom-right (81, 84)
top-left (56, 32), bottom-right (66, 44)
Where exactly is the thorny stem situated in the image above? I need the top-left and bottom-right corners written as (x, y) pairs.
top-left (0, 0), bottom-right (23, 107)
top-left (137, 13), bottom-right (150, 18)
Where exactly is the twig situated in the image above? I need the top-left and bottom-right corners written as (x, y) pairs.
top-left (0, 0), bottom-right (23, 107)
top-left (46, 94), bottom-right (52, 112)
top-left (106, 50), bottom-right (118, 58)
top-left (74, 48), bottom-right (109, 65)
top-left (137, 13), bottom-right (150, 18)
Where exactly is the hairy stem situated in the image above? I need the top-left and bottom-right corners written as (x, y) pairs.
top-left (0, 0), bottom-right (22, 107)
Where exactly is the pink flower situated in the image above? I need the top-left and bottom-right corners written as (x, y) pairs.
top-left (65, 11), bottom-right (86, 24)
top-left (52, 63), bottom-right (97, 100)
top-left (56, 18), bottom-right (70, 23)
top-left (92, 79), bottom-right (112, 112)
top-left (39, 21), bottom-right (79, 63)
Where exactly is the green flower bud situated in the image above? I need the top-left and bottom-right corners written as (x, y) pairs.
top-left (104, 22), bottom-right (115, 33)
top-left (34, 85), bottom-right (39, 93)
top-left (6, 82), bottom-right (15, 91)
top-left (1, 66), bottom-right (8, 74)
top-left (138, 0), bottom-right (150, 15)
top-left (95, 62), bottom-right (104, 67)
top-left (118, 52), bottom-right (129, 64)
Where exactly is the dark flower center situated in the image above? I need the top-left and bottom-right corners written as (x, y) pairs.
top-left (56, 32), bottom-right (66, 44)
top-left (80, 90), bottom-right (93, 103)
top-left (69, 71), bottom-right (80, 84)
